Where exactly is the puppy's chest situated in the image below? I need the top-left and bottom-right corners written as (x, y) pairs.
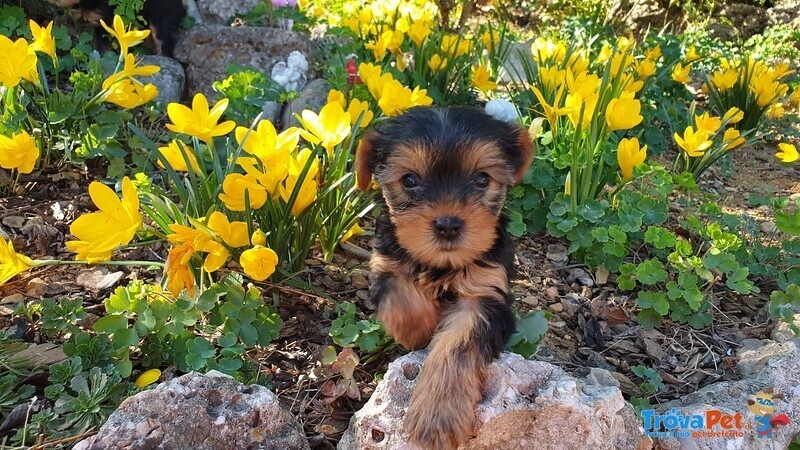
top-left (413, 262), bottom-right (509, 303)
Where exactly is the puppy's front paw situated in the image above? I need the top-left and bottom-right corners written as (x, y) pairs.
top-left (404, 383), bottom-right (475, 450)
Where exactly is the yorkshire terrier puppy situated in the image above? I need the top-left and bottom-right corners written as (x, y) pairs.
top-left (44, 0), bottom-right (187, 56)
top-left (356, 106), bottom-right (533, 449)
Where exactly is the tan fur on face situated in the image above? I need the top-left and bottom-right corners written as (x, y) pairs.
top-left (393, 201), bottom-right (498, 269)
top-left (405, 300), bottom-right (487, 450)
top-left (380, 141), bottom-right (513, 269)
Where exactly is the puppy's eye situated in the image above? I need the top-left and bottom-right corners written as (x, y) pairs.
top-left (401, 174), bottom-right (419, 189)
top-left (473, 172), bottom-right (490, 189)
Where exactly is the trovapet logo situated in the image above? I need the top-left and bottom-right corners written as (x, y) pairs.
top-left (641, 408), bottom-right (749, 439)
top-left (640, 387), bottom-right (791, 440)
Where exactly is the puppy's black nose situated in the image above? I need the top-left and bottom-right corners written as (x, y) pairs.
top-left (433, 216), bottom-right (463, 240)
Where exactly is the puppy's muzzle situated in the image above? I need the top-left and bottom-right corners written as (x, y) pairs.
top-left (433, 216), bottom-right (463, 241)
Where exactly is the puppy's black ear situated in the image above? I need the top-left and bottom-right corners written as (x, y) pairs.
top-left (508, 124), bottom-right (535, 183)
top-left (356, 131), bottom-right (379, 191)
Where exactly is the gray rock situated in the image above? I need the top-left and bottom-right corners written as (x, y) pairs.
top-left (708, 3), bottom-right (770, 41)
top-left (338, 352), bottom-right (651, 450)
top-left (655, 340), bottom-right (800, 449)
top-left (280, 79), bottom-right (331, 129)
top-left (261, 101), bottom-right (281, 126)
top-left (174, 25), bottom-right (313, 101)
top-left (566, 267), bottom-right (594, 287)
top-left (768, 0), bottom-right (800, 27)
top-left (195, 0), bottom-right (261, 24)
top-left (139, 55), bottom-right (185, 104)
top-left (74, 371), bottom-right (309, 450)
top-left (545, 243), bottom-right (569, 267)
top-left (771, 314), bottom-right (800, 344)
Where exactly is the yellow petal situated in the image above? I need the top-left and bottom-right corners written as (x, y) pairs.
top-left (134, 368), bottom-right (161, 388)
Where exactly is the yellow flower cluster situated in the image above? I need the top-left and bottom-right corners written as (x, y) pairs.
top-left (528, 36), bottom-right (645, 137)
top-left (705, 58), bottom-right (792, 110)
top-left (358, 63), bottom-right (433, 116)
top-left (670, 45), bottom-right (701, 84)
top-left (674, 107), bottom-right (745, 158)
top-left (342, 0), bottom-right (436, 42)
top-left (99, 15), bottom-right (161, 109)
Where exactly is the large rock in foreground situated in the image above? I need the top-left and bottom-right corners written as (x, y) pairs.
top-left (74, 371), bottom-right (309, 450)
top-left (338, 352), bottom-right (651, 450)
top-left (174, 25), bottom-right (313, 100)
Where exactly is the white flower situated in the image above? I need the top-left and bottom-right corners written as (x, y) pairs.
top-left (485, 99), bottom-right (519, 122)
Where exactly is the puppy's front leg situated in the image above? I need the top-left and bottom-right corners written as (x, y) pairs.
top-left (370, 271), bottom-right (440, 350)
top-left (404, 297), bottom-right (514, 450)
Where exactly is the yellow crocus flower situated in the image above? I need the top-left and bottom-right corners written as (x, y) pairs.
top-left (635, 58), bottom-right (657, 79)
top-left (617, 137), bottom-right (647, 181)
top-left (685, 45), bottom-right (701, 63)
top-left (644, 45), bottom-right (661, 61)
top-left (134, 369), bottom-right (161, 388)
top-left (766, 103), bottom-right (785, 119)
top-left (66, 177), bottom-right (142, 263)
top-left (0, 236), bottom-right (34, 286)
top-left (672, 63), bottom-right (691, 83)
top-left (565, 91), bottom-right (598, 130)
top-left (694, 112), bottom-right (722, 135)
top-left (722, 107), bottom-right (744, 124)
top-left (709, 69), bottom-right (738, 91)
top-left (722, 128), bottom-right (745, 150)
top-left (166, 93), bottom-right (236, 144)
top-left (29, 20), bottom-right (56, 59)
top-left (218, 173), bottom-right (268, 211)
top-left (427, 53), bottom-right (447, 72)
top-left (0, 35), bottom-right (38, 88)
top-left (102, 52), bottom-right (160, 89)
top-left (0, 130), bottom-right (39, 174)
top-left (674, 126), bottom-right (712, 157)
top-left (157, 140), bottom-right (200, 172)
top-left (776, 143), bottom-right (799, 163)
top-left (538, 65), bottom-right (565, 91)
top-left (100, 14), bottom-right (150, 54)
top-left (105, 79), bottom-right (158, 109)
top-left (472, 64), bottom-right (498, 94)
top-left (206, 212), bottom-right (249, 248)
top-left (605, 91), bottom-right (643, 131)
top-left (327, 89), bottom-right (346, 108)
top-left (239, 246), bottom-right (279, 281)
top-left (297, 102), bottom-right (352, 155)
top-left (348, 98), bottom-right (373, 128)
top-left (408, 20), bottom-right (430, 47)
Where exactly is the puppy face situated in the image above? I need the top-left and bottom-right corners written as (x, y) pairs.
top-left (357, 107), bottom-right (533, 269)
